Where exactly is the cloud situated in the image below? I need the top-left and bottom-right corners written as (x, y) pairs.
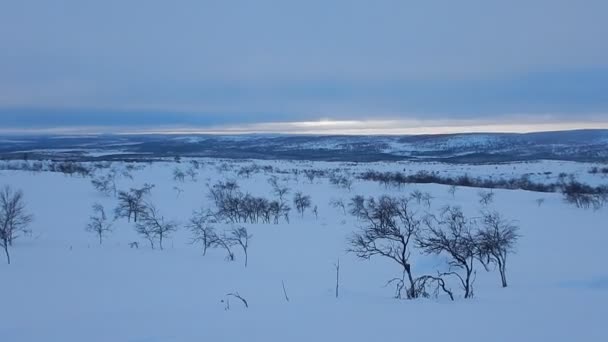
top-left (0, 0), bottom-right (607, 131)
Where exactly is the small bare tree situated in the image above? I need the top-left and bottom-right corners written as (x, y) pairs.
top-left (478, 190), bottom-right (495, 206)
top-left (86, 203), bottom-right (112, 245)
top-left (227, 226), bottom-right (252, 267)
top-left (212, 232), bottom-right (235, 261)
top-left (268, 176), bottom-right (290, 202)
top-left (293, 192), bottom-right (312, 217)
top-left (330, 198), bottom-right (346, 215)
top-left (136, 203), bottom-right (178, 250)
top-left (0, 186), bottom-right (33, 264)
top-left (185, 166), bottom-right (198, 181)
top-left (173, 168), bottom-right (186, 182)
top-left (477, 211), bottom-right (520, 288)
top-left (115, 184), bottom-right (153, 223)
top-left (418, 206), bottom-right (479, 299)
top-left (188, 208), bottom-right (216, 256)
top-left (448, 185), bottom-right (457, 198)
top-left (348, 195), bottom-right (421, 299)
top-left (91, 171), bottom-right (117, 196)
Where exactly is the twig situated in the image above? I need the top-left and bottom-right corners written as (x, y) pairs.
top-left (282, 280), bottom-right (290, 302)
top-left (226, 292), bottom-right (248, 308)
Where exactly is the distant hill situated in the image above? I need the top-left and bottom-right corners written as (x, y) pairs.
top-left (1, 129), bottom-right (607, 163)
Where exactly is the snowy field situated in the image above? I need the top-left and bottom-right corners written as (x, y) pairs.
top-left (1, 158), bottom-right (607, 341)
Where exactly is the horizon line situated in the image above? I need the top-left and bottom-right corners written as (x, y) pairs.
top-left (1, 119), bottom-right (608, 136)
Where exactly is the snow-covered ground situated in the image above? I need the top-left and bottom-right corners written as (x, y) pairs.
top-left (1, 159), bottom-right (607, 341)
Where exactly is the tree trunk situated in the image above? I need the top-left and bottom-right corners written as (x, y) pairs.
top-left (3, 244), bottom-right (10, 265)
top-left (405, 264), bottom-right (416, 299)
top-left (499, 259), bottom-right (508, 287)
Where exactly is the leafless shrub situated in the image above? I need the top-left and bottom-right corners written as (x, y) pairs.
top-left (208, 180), bottom-right (290, 224)
top-left (561, 179), bottom-right (608, 210)
top-left (91, 171), bottom-right (117, 196)
top-left (114, 184), bottom-right (154, 223)
top-left (188, 208), bottom-right (216, 256)
top-left (185, 166), bottom-right (198, 181)
top-left (293, 192), bottom-right (312, 217)
top-left (238, 165), bottom-right (256, 178)
top-left (268, 176), bottom-right (290, 202)
top-left (86, 203), bottom-right (112, 245)
top-left (448, 185), bottom-right (457, 198)
top-left (227, 226), bottom-right (252, 267)
top-left (477, 211), bottom-right (520, 288)
top-left (135, 203), bottom-right (178, 250)
top-left (303, 169), bottom-right (317, 183)
top-left (411, 190), bottom-right (432, 208)
top-left (478, 190), bottom-right (495, 206)
top-left (410, 190), bottom-right (423, 204)
top-left (173, 168), bottom-right (186, 182)
top-left (329, 172), bottom-right (353, 191)
top-left (212, 232), bottom-right (235, 261)
top-left (330, 198), bottom-right (347, 215)
top-left (0, 186), bottom-right (33, 264)
top-left (173, 186), bottom-right (184, 198)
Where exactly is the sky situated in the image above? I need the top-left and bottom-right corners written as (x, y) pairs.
top-left (1, 0), bottom-right (607, 134)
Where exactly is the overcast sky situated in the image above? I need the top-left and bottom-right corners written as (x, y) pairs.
top-left (1, 0), bottom-right (607, 134)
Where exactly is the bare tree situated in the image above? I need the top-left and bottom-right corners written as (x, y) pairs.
top-left (212, 232), bottom-right (235, 261)
top-left (561, 179), bottom-right (608, 210)
top-left (268, 176), bottom-right (290, 202)
top-left (329, 172), bottom-right (353, 191)
top-left (478, 190), bottom-right (495, 206)
top-left (91, 171), bottom-right (117, 196)
top-left (348, 195), bottom-right (421, 299)
top-left (227, 226), bottom-right (252, 267)
top-left (330, 198), bottom-right (346, 215)
top-left (418, 206), bottom-right (479, 298)
top-left (86, 203), bottom-right (112, 245)
top-left (136, 203), bottom-right (178, 250)
top-left (477, 211), bottom-right (520, 288)
top-left (421, 192), bottom-right (433, 208)
top-left (173, 168), bottom-right (186, 182)
top-left (303, 169), bottom-right (317, 183)
top-left (135, 221), bottom-right (156, 249)
top-left (293, 192), bottom-right (312, 217)
top-left (410, 190), bottom-right (424, 204)
top-left (173, 186), bottom-right (184, 198)
top-left (114, 184), bottom-right (153, 223)
top-left (188, 208), bottom-right (216, 256)
top-left (0, 186), bottom-right (33, 264)
top-left (448, 185), bottom-right (457, 199)
top-left (185, 166), bottom-right (198, 181)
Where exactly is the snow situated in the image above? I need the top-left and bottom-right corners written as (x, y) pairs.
top-left (1, 158), bottom-right (607, 341)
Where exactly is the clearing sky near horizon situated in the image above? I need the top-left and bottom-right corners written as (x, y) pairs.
top-left (1, 0), bottom-right (607, 133)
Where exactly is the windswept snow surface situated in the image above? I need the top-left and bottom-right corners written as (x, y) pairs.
top-left (1, 159), bottom-right (607, 341)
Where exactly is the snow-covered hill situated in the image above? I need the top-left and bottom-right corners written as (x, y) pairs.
top-left (1, 158), bottom-right (607, 341)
